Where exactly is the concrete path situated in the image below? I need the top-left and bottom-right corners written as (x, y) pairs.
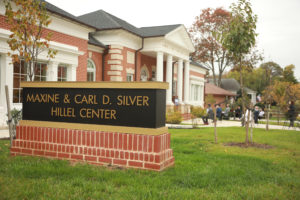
top-left (168, 119), bottom-right (300, 131)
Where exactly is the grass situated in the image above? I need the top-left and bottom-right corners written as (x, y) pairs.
top-left (0, 127), bottom-right (299, 199)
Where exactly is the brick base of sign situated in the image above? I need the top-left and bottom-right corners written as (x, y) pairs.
top-left (10, 126), bottom-right (175, 171)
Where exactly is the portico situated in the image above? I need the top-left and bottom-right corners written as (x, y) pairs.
top-left (140, 25), bottom-right (195, 107)
top-left (152, 52), bottom-right (191, 106)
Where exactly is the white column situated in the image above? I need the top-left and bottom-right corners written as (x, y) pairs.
top-left (166, 54), bottom-right (173, 105)
top-left (5, 55), bottom-right (13, 105)
top-left (46, 61), bottom-right (58, 81)
top-left (156, 52), bottom-right (164, 82)
top-left (67, 65), bottom-right (77, 81)
top-left (177, 59), bottom-right (183, 104)
top-left (184, 60), bottom-right (190, 104)
top-left (0, 55), bottom-right (13, 126)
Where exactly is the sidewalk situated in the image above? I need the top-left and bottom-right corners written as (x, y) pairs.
top-left (167, 119), bottom-right (300, 131)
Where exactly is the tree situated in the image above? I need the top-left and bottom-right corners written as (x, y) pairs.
top-left (264, 81), bottom-right (300, 124)
top-left (260, 61), bottom-right (283, 85)
top-left (282, 64), bottom-right (298, 84)
top-left (5, 0), bottom-right (57, 81)
top-left (189, 8), bottom-right (232, 86)
top-left (221, 0), bottom-right (257, 145)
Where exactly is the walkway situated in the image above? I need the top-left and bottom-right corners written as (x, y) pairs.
top-left (167, 119), bottom-right (300, 131)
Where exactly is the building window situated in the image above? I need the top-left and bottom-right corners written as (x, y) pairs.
top-left (87, 59), bottom-right (95, 81)
top-left (34, 62), bottom-right (47, 81)
top-left (190, 84), bottom-right (201, 102)
top-left (126, 73), bottom-right (133, 82)
top-left (58, 66), bottom-right (67, 82)
top-left (13, 60), bottom-right (47, 103)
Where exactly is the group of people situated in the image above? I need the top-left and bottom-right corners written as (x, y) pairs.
top-left (201, 101), bottom-right (297, 127)
top-left (201, 104), bottom-right (231, 124)
top-left (242, 106), bottom-right (264, 126)
top-left (202, 104), bottom-right (266, 125)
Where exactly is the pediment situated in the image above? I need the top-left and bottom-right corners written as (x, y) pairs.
top-left (165, 25), bottom-right (195, 53)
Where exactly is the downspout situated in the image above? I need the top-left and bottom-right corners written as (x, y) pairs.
top-left (102, 45), bottom-right (109, 81)
top-left (135, 38), bottom-right (144, 81)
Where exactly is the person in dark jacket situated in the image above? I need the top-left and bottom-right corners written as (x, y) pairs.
top-left (235, 106), bottom-right (241, 119)
top-left (288, 101), bottom-right (296, 127)
top-left (253, 106), bottom-right (260, 124)
top-left (216, 104), bottom-right (222, 121)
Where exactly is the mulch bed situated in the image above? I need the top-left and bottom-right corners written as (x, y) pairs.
top-left (224, 142), bottom-right (274, 149)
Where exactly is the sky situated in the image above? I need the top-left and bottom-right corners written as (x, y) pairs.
top-left (46, 0), bottom-right (300, 81)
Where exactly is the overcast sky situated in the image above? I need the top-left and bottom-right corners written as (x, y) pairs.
top-left (47, 0), bottom-right (300, 81)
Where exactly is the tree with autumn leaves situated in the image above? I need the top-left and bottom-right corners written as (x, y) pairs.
top-left (189, 8), bottom-right (233, 87)
top-left (263, 81), bottom-right (300, 124)
top-left (4, 0), bottom-right (56, 81)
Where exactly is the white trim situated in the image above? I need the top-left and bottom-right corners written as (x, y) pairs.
top-left (88, 44), bottom-right (104, 53)
top-left (107, 71), bottom-right (121, 76)
top-left (94, 30), bottom-right (142, 50)
top-left (190, 64), bottom-right (208, 74)
top-left (165, 25), bottom-right (195, 52)
top-left (190, 75), bottom-right (205, 82)
top-left (87, 59), bottom-right (96, 81)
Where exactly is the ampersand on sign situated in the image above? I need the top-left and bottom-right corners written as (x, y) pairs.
top-left (64, 94), bottom-right (70, 104)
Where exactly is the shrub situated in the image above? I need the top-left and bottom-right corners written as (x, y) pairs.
top-left (166, 111), bottom-right (182, 124)
top-left (190, 106), bottom-right (206, 128)
top-left (190, 106), bottom-right (206, 118)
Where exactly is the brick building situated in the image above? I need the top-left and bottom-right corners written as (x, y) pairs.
top-left (0, 1), bottom-right (208, 125)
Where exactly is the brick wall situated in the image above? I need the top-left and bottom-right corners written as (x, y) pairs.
top-left (0, 14), bottom-right (88, 81)
top-left (11, 125), bottom-right (175, 171)
top-left (88, 51), bottom-right (103, 81)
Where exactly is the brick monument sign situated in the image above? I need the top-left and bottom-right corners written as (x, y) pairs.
top-left (10, 82), bottom-right (174, 171)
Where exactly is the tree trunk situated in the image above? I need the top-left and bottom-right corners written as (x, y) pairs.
top-left (277, 107), bottom-right (280, 125)
top-left (239, 56), bottom-right (249, 144)
top-left (250, 110), bottom-right (253, 144)
top-left (217, 73), bottom-right (222, 87)
top-left (266, 104), bottom-right (270, 131)
top-left (213, 107), bottom-right (217, 144)
top-left (5, 85), bottom-right (13, 147)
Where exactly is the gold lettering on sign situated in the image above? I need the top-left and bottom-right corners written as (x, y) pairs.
top-left (51, 107), bottom-right (76, 117)
top-left (79, 108), bottom-right (116, 119)
top-left (117, 95), bottom-right (149, 106)
top-left (74, 94), bottom-right (98, 104)
top-left (27, 93), bottom-right (59, 103)
top-left (102, 95), bottom-right (110, 105)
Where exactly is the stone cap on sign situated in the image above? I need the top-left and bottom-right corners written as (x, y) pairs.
top-left (19, 120), bottom-right (168, 135)
top-left (20, 82), bottom-right (169, 90)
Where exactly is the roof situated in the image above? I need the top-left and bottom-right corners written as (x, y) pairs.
top-left (139, 24), bottom-right (181, 37)
top-left (78, 10), bottom-right (181, 38)
top-left (190, 60), bottom-right (209, 70)
top-left (88, 34), bottom-right (106, 48)
top-left (42, 0), bottom-right (97, 29)
top-left (220, 78), bottom-right (240, 92)
top-left (209, 78), bottom-right (256, 94)
top-left (78, 10), bottom-right (143, 36)
top-left (205, 83), bottom-right (236, 96)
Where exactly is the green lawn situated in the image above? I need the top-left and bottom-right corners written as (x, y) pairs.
top-left (0, 127), bottom-right (299, 200)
